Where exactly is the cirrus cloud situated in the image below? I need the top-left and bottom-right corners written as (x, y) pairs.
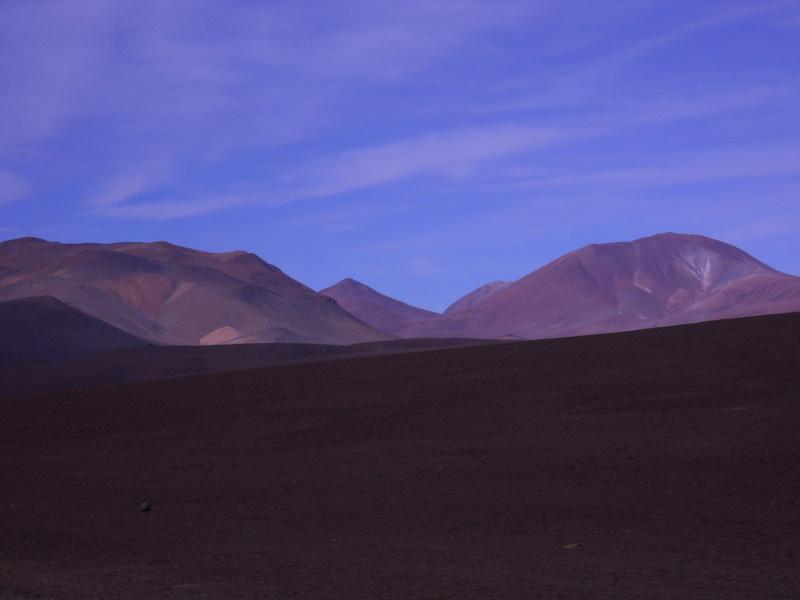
top-left (0, 171), bottom-right (28, 205)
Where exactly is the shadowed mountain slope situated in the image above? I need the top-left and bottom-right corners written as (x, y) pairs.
top-left (0, 296), bottom-right (147, 366)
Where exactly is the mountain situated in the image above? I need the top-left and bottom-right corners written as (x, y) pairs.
top-left (444, 280), bottom-right (511, 314)
top-left (320, 278), bottom-right (438, 336)
top-left (0, 238), bottom-right (390, 345)
top-left (3, 233), bottom-right (797, 346)
top-left (404, 233), bottom-right (800, 339)
top-left (0, 296), bottom-right (147, 366)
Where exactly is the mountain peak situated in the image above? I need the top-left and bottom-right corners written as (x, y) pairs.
top-left (403, 232), bottom-right (797, 340)
top-left (337, 276), bottom-right (362, 286)
top-left (0, 237), bottom-right (58, 252)
top-left (328, 277), bottom-right (382, 295)
top-left (320, 278), bottom-right (438, 336)
top-left (565, 232), bottom-right (775, 283)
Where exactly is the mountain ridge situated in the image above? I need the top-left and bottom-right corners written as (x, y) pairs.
top-left (2, 232), bottom-right (798, 345)
top-left (320, 277), bottom-right (438, 336)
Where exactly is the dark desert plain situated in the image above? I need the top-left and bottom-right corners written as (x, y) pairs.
top-left (2, 312), bottom-right (799, 599)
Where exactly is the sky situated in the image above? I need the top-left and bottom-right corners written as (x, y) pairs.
top-left (1, 0), bottom-right (799, 311)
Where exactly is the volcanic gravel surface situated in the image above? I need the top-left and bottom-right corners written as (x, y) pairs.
top-left (2, 313), bottom-right (799, 599)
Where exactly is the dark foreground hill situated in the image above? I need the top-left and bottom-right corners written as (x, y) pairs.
top-left (1, 313), bottom-right (799, 599)
top-left (0, 337), bottom-right (497, 398)
top-left (0, 296), bottom-right (146, 366)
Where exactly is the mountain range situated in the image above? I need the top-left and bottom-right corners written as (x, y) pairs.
top-left (2, 233), bottom-right (799, 349)
top-left (318, 233), bottom-right (800, 340)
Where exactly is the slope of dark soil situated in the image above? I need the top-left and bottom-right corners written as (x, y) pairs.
top-left (1, 313), bottom-right (799, 599)
top-left (0, 338), bottom-right (495, 398)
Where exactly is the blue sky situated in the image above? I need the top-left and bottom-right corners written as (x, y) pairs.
top-left (1, 0), bottom-right (799, 311)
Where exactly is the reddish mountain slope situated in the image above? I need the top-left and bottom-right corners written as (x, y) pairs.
top-left (320, 278), bottom-right (437, 336)
top-left (0, 238), bottom-right (389, 345)
top-left (444, 280), bottom-right (511, 314)
top-left (3, 233), bottom-right (796, 346)
top-left (0, 296), bottom-right (146, 366)
top-left (405, 233), bottom-right (800, 339)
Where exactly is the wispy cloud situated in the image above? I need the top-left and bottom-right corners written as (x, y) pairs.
top-left (93, 194), bottom-right (252, 220)
top-left (289, 125), bottom-right (565, 199)
top-left (0, 1), bottom-right (126, 150)
top-left (0, 171), bottom-right (28, 205)
top-left (1, 0), bottom-right (537, 211)
top-left (520, 143), bottom-right (800, 190)
top-left (212, 78), bottom-right (796, 213)
top-left (15, 1), bottom-right (549, 218)
top-left (284, 83), bottom-right (786, 201)
top-left (282, 201), bottom-right (414, 233)
top-left (621, 0), bottom-right (797, 60)
top-left (2, 0), bottom-right (799, 233)
top-left (478, 1), bottom-right (798, 116)
top-left (89, 171), bottom-right (168, 209)
top-left (721, 213), bottom-right (800, 244)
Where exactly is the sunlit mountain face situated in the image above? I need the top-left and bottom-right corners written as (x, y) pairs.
top-left (0, 237), bottom-right (387, 345)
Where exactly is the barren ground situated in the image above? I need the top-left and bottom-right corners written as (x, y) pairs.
top-left (1, 314), bottom-right (799, 599)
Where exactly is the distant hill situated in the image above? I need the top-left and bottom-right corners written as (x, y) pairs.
top-left (320, 278), bottom-right (438, 336)
top-left (0, 296), bottom-right (147, 366)
top-left (402, 233), bottom-right (800, 339)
